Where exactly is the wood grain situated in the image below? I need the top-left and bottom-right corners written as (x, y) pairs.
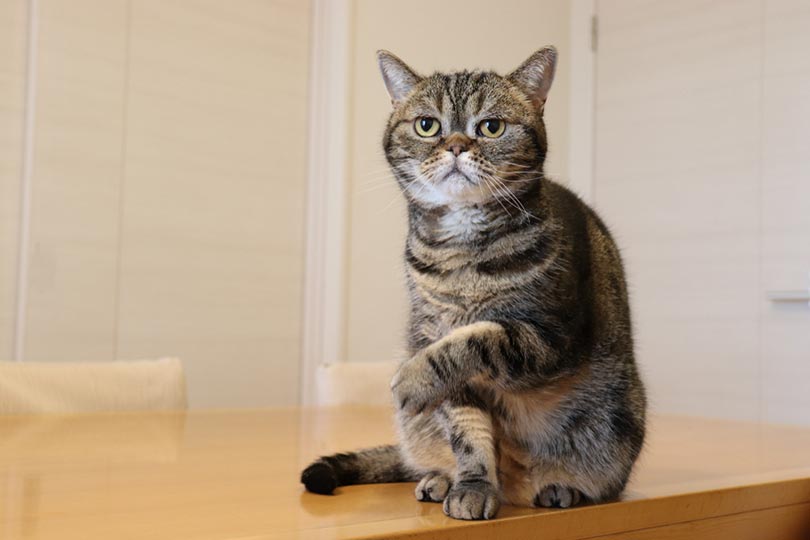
top-left (590, 503), bottom-right (810, 540)
top-left (1, 407), bottom-right (809, 540)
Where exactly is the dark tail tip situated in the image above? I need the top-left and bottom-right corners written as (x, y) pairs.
top-left (301, 461), bottom-right (338, 495)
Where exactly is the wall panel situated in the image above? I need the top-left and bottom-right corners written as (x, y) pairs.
top-left (116, 0), bottom-right (310, 407)
top-left (0, 0), bottom-right (27, 361)
top-left (23, 0), bottom-right (128, 362)
top-left (594, 0), bottom-right (762, 420)
top-left (761, 0), bottom-right (810, 425)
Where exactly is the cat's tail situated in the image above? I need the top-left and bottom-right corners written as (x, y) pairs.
top-left (301, 444), bottom-right (416, 495)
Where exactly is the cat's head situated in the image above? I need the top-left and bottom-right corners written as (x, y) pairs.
top-left (378, 48), bottom-right (556, 208)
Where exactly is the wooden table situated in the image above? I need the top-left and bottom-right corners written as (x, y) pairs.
top-left (1, 407), bottom-right (810, 539)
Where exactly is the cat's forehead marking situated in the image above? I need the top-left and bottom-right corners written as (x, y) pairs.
top-left (412, 71), bottom-right (521, 124)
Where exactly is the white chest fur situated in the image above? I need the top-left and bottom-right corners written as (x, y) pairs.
top-left (436, 206), bottom-right (488, 242)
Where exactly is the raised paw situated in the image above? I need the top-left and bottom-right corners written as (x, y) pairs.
top-left (442, 480), bottom-right (500, 520)
top-left (415, 471), bottom-right (451, 502)
top-left (390, 355), bottom-right (445, 414)
top-left (533, 484), bottom-right (582, 509)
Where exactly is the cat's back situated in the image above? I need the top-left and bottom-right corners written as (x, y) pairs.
top-left (543, 178), bottom-right (627, 281)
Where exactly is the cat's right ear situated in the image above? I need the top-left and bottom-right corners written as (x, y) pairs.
top-left (507, 46), bottom-right (557, 111)
top-left (377, 50), bottom-right (421, 106)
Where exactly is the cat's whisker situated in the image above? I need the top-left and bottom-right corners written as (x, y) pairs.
top-left (384, 172), bottom-right (433, 214)
top-left (481, 171), bottom-right (536, 221)
top-left (481, 177), bottom-right (514, 218)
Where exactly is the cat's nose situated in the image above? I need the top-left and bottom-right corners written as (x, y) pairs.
top-left (448, 144), bottom-right (466, 157)
top-left (444, 133), bottom-right (471, 157)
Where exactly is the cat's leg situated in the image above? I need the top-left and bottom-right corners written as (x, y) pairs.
top-left (436, 388), bottom-right (501, 520)
top-left (525, 413), bottom-right (641, 509)
top-left (396, 407), bottom-right (456, 503)
top-left (499, 457), bottom-right (590, 509)
top-left (494, 369), bottom-right (644, 510)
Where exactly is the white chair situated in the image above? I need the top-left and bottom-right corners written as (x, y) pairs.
top-left (314, 361), bottom-right (398, 406)
top-left (0, 357), bottom-right (187, 414)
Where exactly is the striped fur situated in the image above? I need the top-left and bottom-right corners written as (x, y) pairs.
top-left (301, 47), bottom-right (646, 521)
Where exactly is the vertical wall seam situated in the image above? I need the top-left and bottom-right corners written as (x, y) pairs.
top-left (112, 0), bottom-right (133, 362)
top-left (300, 0), bottom-right (327, 405)
top-left (300, 0), bottom-right (351, 405)
top-left (756, 0), bottom-right (766, 426)
top-left (340, 0), bottom-right (356, 366)
top-left (13, 0), bottom-right (39, 362)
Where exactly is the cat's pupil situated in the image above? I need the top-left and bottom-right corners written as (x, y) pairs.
top-left (485, 120), bottom-right (500, 133)
top-left (420, 118), bottom-right (433, 131)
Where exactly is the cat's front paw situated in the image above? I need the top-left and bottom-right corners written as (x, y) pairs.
top-left (390, 354), bottom-right (445, 414)
top-left (443, 480), bottom-right (500, 520)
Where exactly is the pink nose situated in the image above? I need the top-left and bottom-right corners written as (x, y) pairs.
top-left (448, 144), bottom-right (467, 156)
top-left (444, 132), bottom-right (472, 157)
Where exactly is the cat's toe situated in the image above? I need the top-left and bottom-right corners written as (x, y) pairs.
top-left (301, 461), bottom-right (338, 495)
top-left (533, 484), bottom-right (582, 508)
top-left (442, 480), bottom-right (500, 520)
top-left (415, 471), bottom-right (451, 502)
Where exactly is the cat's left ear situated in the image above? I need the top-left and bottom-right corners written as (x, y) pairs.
top-left (507, 46), bottom-right (557, 111)
top-left (377, 50), bottom-right (422, 106)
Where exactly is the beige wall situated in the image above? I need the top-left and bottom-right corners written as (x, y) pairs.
top-left (345, 0), bottom-right (573, 364)
top-left (24, 0), bottom-right (128, 363)
top-left (115, 0), bottom-right (310, 408)
top-left (0, 0), bottom-right (27, 361)
top-left (1, 0), bottom-right (310, 408)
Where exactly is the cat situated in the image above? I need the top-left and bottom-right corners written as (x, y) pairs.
top-left (301, 47), bottom-right (646, 521)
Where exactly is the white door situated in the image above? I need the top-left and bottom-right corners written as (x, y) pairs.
top-left (594, 0), bottom-right (809, 424)
top-left (760, 0), bottom-right (810, 425)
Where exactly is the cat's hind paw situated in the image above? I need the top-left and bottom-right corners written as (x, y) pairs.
top-left (533, 484), bottom-right (582, 508)
top-left (415, 471), bottom-right (451, 502)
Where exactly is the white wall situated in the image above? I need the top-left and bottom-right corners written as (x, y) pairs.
top-left (344, 0), bottom-right (575, 364)
top-left (593, 0), bottom-right (810, 425)
top-left (1, 0), bottom-right (310, 409)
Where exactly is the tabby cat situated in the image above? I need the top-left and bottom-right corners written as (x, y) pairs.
top-left (301, 47), bottom-right (646, 521)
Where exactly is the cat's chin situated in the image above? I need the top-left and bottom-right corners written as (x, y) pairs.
top-left (407, 175), bottom-right (492, 207)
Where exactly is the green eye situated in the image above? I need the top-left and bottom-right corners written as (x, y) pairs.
top-left (414, 117), bottom-right (441, 137)
top-left (477, 119), bottom-right (505, 138)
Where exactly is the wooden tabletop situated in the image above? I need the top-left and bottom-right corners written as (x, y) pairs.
top-left (1, 407), bottom-right (810, 540)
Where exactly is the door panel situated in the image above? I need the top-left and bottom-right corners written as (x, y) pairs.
top-left (594, 0), bottom-right (762, 420)
top-left (761, 0), bottom-right (810, 425)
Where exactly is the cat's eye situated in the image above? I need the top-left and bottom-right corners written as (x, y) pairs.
top-left (477, 119), bottom-right (506, 138)
top-left (414, 117), bottom-right (441, 137)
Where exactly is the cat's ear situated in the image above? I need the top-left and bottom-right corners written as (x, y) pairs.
top-left (377, 50), bottom-right (421, 105)
top-left (507, 46), bottom-right (557, 111)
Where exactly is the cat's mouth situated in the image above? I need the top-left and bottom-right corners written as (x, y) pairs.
top-left (441, 166), bottom-right (475, 185)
